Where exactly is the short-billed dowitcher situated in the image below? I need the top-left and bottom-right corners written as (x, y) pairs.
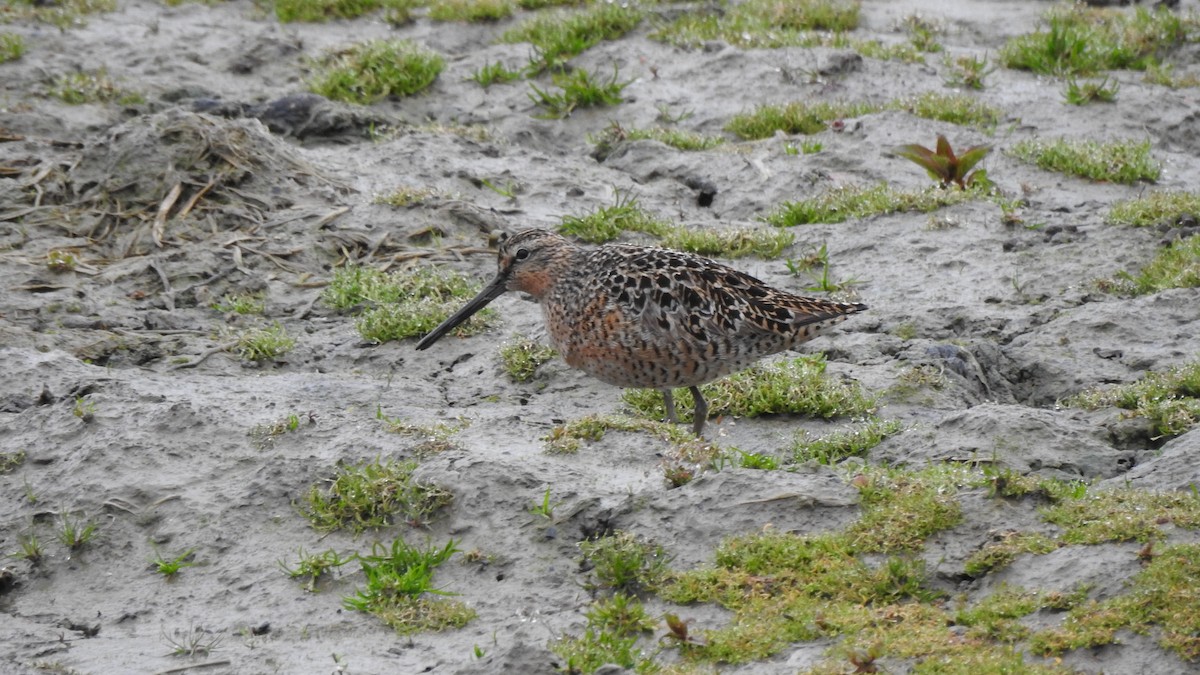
top-left (416, 229), bottom-right (866, 437)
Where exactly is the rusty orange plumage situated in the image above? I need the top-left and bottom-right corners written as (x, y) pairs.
top-left (416, 229), bottom-right (867, 436)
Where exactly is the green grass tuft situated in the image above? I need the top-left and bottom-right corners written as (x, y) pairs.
top-left (590, 121), bottom-right (725, 158)
top-left (280, 548), bottom-right (355, 593)
top-left (344, 537), bottom-right (475, 634)
top-left (499, 336), bottom-right (557, 383)
top-left (48, 68), bottom-right (143, 105)
top-left (0, 33), bottom-right (26, 62)
top-left (274, 0), bottom-right (399, 22)
top-left (302, 457), bottom-right (453, 534)
top-left (943, 53), bottom-right (995, 90)
top-left (1143, 62), bottom-right (1200, 89)
top-left (501, 3), bottom-right (642, 71)
top-left (528, 65), bottom-right (630, 118)
top-left (151, 548), bottom-right (197, 578)
top-left (235, 322), bottom-right (295, 361)
top-left (374, 186), bottom-right (440, 207)
top-left (765, 183), bottom-right (981, 226)
top-left (1029, 543), bottom-right (1200, 660)
top-left (470, 61), bottom-right (524, 87)
top-left (1063, 75), bottom-right (1120, 105)
top-left (542, 414), bottom-right (698, 454)
top-left (1, 0), bottom-right (115, 28)
top-left (558, 193), bottom-right (670, 243)
top-left (623, 355), bottom-right (875, 424)
top-left (213, 291), bottom-right (265, 315)
top-left (789, 417), bottom-right (903, 465)
top-left (579, 530), bottom-right (671, 595)
top-left (1113, 237), bottom-right (1200, 296)
top-left (1108, 191), bottom-right (1200, 227)
top-left (1009, 137), bottom-right (1159, 184)
top-left (558, 193), bottom-right (793, 259)
top-left (1041, 488), bottom-right (1200, 545)
top-left (660, 227), bottom-right (795, 260)
top-left (849, 470), bottom-right (964, 552)
top-left (1065, 360), bottom-right (1200, 438)
top-left (726, 100), bottom-right (880, 140)
top-left (550, 592), bottom-right (657, 672)
top-left (308, 39), bottom-right (444, 104)
top-left (0, 450), bottom-right (26, 474)
top-left (957, 586), bottom-right (1086, 643)
top-left (963, 533), bottom-right (1060, 577)
top-left (1000, 5), bottom-right (1196, 76)
top-left (895, 91), bottom-right (1004, 129)
top-left (650, 0), bottom-right (860, 50)
top-left (428, 0), bottom-right (512, 22)
top-left (322, 264), bottom-right (496, 343)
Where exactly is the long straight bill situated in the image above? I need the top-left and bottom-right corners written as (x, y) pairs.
top-left (414, 274), bottom-right (508, 350)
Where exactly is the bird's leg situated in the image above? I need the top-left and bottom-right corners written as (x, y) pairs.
top-left (690, 385), bottom-right (708, 438)
top-left (661, 389), bottom-right (678, 424)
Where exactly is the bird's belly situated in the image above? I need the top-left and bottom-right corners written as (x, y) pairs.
top-left (549, 326), bottom-right (762, 389)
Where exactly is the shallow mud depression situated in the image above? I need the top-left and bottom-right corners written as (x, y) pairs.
top-left (2, 0), bottom-right (1200, 673)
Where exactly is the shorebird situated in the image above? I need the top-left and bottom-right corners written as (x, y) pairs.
top-left (415, 229), bottom-right (867, 437)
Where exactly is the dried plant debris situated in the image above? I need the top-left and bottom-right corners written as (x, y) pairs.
top-left (29, 109), bottom-right (340, 258)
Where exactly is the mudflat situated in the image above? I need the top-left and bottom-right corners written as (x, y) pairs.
top-left (2, 1), bottom-right (1199, 673)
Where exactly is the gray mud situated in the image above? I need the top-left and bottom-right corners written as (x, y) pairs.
top-left (1, 0), bottom-right (1199, 673)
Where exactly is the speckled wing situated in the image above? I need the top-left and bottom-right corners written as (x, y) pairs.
top-left (591, 244), bottom-right (865, 360)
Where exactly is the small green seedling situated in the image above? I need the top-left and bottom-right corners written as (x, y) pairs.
top-left (47, 249), bottom-right (77, 272)
top-left (163, 624), bottom-right (222, 658)
top-left (22, 476), bottom-right (37, 504)
top-left (1063, 76), bottom-right (1119, 105)
top-left (655, 103), bottom-right (693, 124)
top-left (528, 66), bottom-right (630, 118)
top-left (943, 53), bottom-right (994, 90)
top-left (528, 486), bottom-right (558, 519)
top-left (904, 14), bottom-right (943, 53)
top-left (72, 396), bottom-right (96, 421)
top-left (893, 135), bottom-right (992, 189)
top-left (151, 548), bottom-right (196, 578)
top-left (480, 177), bottom-right (518, 199)
top-left (280, 548), bottom-right (355, 592)
top-left (734, 449), bottom-right (779, 470)
top-left (213, 292), bottom-right (265, 315)
top-left (0, 450), bottom-right (25, 474)
top-left (800, 243), bottom-right (861, 294)
top-left (471, 61), bottom-right (523, 87)
top-left (57, 511), bottom-right (97, 551)
top-left (14, 531), bottom-right (44, 565)
top-left (662, 462), bottom-right (696, 488)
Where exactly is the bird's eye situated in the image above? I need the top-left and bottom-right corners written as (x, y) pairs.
top-left (514, 248), bottom-right (530, 261)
